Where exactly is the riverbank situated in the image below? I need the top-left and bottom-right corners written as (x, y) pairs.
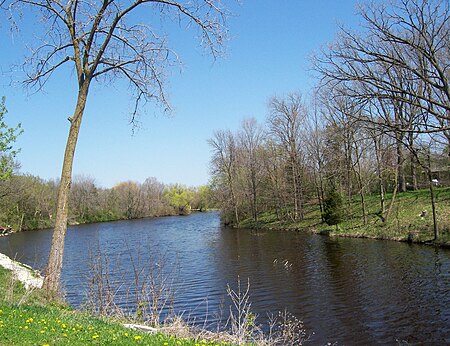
top-left (1, 210), bottom-right (208, 236)
top-left (239, 188), bottom-right (450, 247)
top-left (0, 252), bottom-right (303, 346)
top-left (0, 255), bottom-right (235, 346)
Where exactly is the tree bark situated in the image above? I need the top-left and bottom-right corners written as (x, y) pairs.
top-left (43, 82), bottom-right (89, 296)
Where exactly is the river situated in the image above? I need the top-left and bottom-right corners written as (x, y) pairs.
top-left (0, 212), bottom-right (448, 345)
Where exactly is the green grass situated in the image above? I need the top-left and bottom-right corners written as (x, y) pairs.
top-left (0, 267), bottom-right (231, 346)
top-left (240, 188), bottom-right (450, 246)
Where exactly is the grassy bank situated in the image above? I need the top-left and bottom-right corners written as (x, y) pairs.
top-left (239, 188), bottom-right (450, 246)
top-left (0, 266), bottom-right (228, 346)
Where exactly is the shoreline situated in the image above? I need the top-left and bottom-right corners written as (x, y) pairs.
top-left (1, 210), bottom-right (211, 236)
top-left (235, 222), bottom-right (450, 249)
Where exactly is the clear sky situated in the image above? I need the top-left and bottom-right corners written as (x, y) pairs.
top-left (0, 0), bottom-right (360, 188)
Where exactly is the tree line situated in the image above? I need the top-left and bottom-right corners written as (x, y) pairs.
top-left (0, 174), bottom-right (213, 232)
top-left (209, 0), bottom-right (449, 240)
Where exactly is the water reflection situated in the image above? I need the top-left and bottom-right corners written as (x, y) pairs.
top-left (0, 212), bottom-right (448, 345)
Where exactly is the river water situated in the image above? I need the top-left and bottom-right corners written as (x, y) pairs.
top-left (0, 212), bottom-right (448, 345)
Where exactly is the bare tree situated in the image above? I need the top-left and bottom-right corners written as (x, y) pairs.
top-left (209, 130), bottom-right (240, 225)
top-left (70, 174), bottom-right (98, 222)
top-left (313, 0), bottom-right (450, 137)
top-left (268, 93), bottom-right (307, 221)
top-left (2, 0), bottom-right (229, 296)
top-left (237, 118), bottom-right (264, 222)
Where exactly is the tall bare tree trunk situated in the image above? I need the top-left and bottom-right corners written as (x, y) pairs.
top-left (374, 136), bottom-right (386, 218)
top-left (426, 153), bottom-right (438, 241)
top-left (43, 83), bottom-right (89, 296)
top-left (291, 158), bottom-right (299, 221)
top-left (395, 131), bottom-right (406, 192)
top-left (408, 134), bottom-right (418, 190)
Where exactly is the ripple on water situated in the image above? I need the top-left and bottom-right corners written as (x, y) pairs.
top-left (0, 212), bottom-right (448, 345)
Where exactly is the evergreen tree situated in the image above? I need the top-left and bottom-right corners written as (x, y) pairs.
top-left (323, 187), bottom-right (343, 227)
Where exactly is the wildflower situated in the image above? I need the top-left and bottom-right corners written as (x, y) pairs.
top-left (134, 335), bottom-right (142, 340)
top-left (164, 343), bottom-right (168, 346)
top-left (124, 333), bottom-right (129, 337)
top-left (63, 333), bottom-right (67, 337)
top-left (177, 341), bottom-right (181, 345)
top-left (62, 323), bottom-right (67, 329)
top-left (92, 334), bottom-right (99, 339)
top-left (24, 326), bottom-right (28, 329)
top-left (40, 330), bottom-right (45, 334)
top-left (42, 344), bottom-right (50, 346)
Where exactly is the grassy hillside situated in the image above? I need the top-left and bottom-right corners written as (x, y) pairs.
top-left (239, 188), bottom-right (450, 246)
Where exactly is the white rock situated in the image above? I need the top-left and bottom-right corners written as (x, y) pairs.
top-left (0, 253), bottom-right (43, 289)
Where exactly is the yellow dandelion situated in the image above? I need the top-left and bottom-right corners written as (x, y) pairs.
top-left (42, 344), bottom-right (50, 346)
top-left (92, 334), bottom-right (99, 339)
top-left (40, 330), bottom-right (45, 334)
top-left (124, 333), bottom-right (129, 337)
top-left (24, 326), bottom-right (28, 329)
top-left (63, 333), bottom-right (67, 337)
top-left (134, 335), bottom-right (142, 340)
top-left (62, 323), bottom-right (67, 329)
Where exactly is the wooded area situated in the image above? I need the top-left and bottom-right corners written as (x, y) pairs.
top-left (209, 0), bottom-right (449, 241)
top-left (0, 174), bottom-right (212, 232)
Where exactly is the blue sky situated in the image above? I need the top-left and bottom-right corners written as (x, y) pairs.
top-left (1, 0), bottom-right (360, 188)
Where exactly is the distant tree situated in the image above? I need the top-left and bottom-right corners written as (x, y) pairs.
top-left (0, 97), bottom-right (22, 180)
top-left (322, 186), bottom-right (343, 228)
top-left (69, 175), bottom-right (98, 223)
top-left (192, 185), bottom-right (213, 211)
top-left (113, 181), bottom-right (145, 219)
top-left (142, 177), bottom-right (170, 216)
top-left (164, 184), bottom-right (194, 215)
top-left (2, 0), bottom-right (229, 296)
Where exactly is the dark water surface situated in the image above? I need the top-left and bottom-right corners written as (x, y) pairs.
top-left (0, 212), bottom-right (449, 345)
